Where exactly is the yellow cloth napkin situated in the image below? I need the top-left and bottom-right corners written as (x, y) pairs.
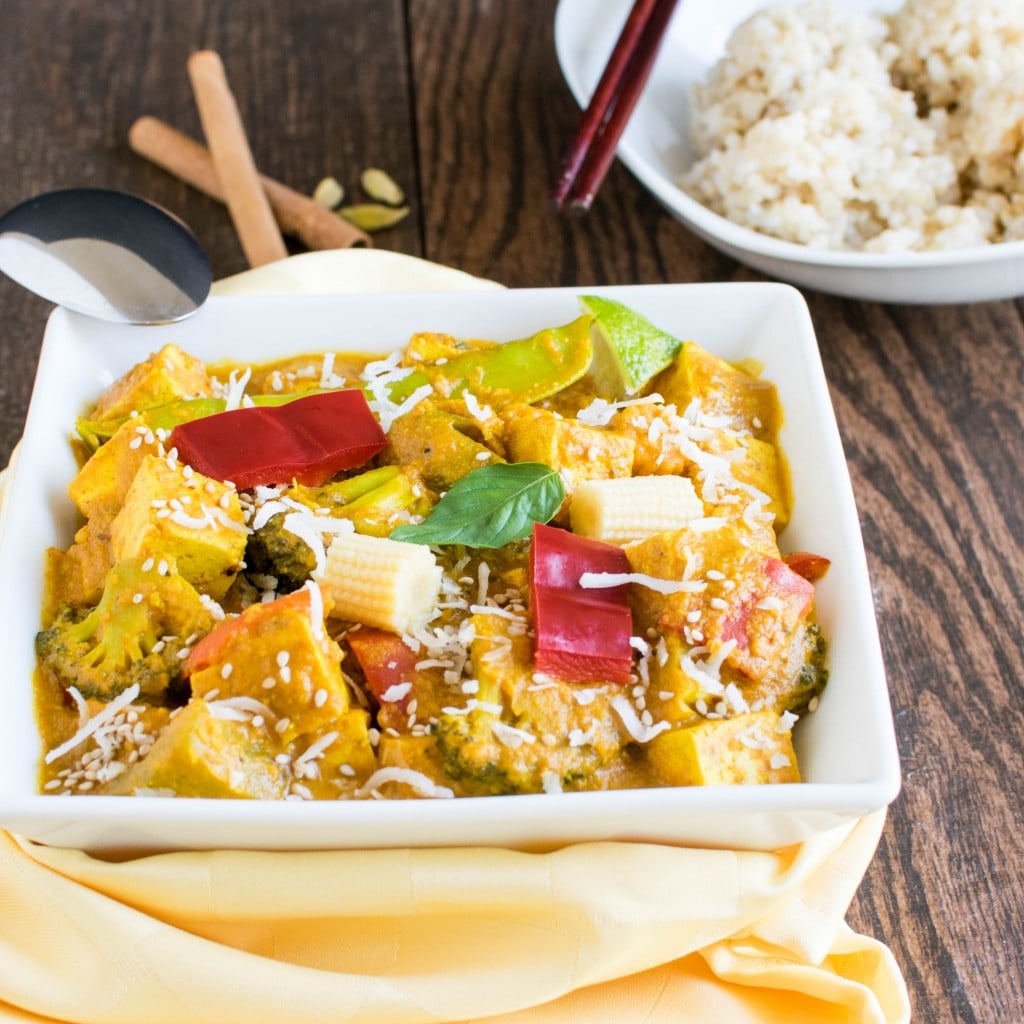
top-left (0, 252), bottom-right (910, 1024)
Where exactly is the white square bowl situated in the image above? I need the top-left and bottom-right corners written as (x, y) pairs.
top-left (0, 284), bottom-right (900, 853)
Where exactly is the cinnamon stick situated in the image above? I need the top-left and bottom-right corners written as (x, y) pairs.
top-left (128, 117), bottom-right (370, 250)
top-left (186, 50), bottom-right (288, 267)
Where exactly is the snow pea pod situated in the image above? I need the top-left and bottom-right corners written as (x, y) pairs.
top-left (387, 315), bottom-right (594, 408)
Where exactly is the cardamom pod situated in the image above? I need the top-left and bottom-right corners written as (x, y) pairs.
top-left (360, 168), bottom-right (405, 206)
top-left (312, 176), bottom-right (344, 209)
top-left (338, 203), bottom-right (410, 232)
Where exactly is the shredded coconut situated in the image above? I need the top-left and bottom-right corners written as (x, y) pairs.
top-left (355, 767), bottom-right (454, 799)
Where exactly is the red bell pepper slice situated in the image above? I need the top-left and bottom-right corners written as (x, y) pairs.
top-left (169, 389), bottom-right (387, 490)
top-left (532, 586), bottom-right (633, 684)
top-left (720, 556), bottom-right (815, 649)
top-left (530, 523), bottom-right (630, 600)
top-left (347, 627), bottom-right (419, 710)
top-left (530, 522), bottom-right (633, 684)
top-left (783, 550), bottom-right (832, 583)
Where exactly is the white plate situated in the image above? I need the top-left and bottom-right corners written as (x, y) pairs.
top-left (554, 0), bottom-right (1024, 304)
top-left (0, 284), bottom-right (899, 853)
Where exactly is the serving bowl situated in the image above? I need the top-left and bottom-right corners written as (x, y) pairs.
top-left (554, 0), bottom-right (1024, 305)
top-left (0, 283), bottom-right (899, 852)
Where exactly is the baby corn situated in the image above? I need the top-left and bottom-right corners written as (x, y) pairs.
top-left (319, 532), bottom-right (442, 634)
top-left (569, 475), bottom-right (703, 545)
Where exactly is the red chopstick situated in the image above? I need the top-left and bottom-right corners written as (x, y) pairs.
top-left (550, 0), bottom-right (680, 213)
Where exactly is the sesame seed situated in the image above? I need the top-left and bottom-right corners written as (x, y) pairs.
top-left (141, 557), bottom-right (155, 572)
top-left (275, 718), bottom-right (291, 734)
top-left (220, 663), bottom-right (233, 680)
top-left (314, 688), bottom-right (328, 707)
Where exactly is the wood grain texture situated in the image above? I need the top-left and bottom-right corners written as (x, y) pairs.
top-left (1, 2), bottom-right (1022, 1021)
top-left (407, 0), bottom-right (735, 288)
top-left (811, 294), bottom-right (1024, 1020)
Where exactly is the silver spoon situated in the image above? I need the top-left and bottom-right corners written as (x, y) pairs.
top-left (0, 188), bottom-right (212, 324)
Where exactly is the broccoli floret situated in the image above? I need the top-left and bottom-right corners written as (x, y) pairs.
top-left (245, 468), bottom-right (429, 590)
top-left (36, 556), bottom-right (214, 702)
top-left (433, 712), bottom-right (598, 796)
top-left (245, 510), bottom-right (317, 592)
top-left (784, 623), bottom-right (829, 715)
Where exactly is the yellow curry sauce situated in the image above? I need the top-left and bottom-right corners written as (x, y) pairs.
top-left (35, 309), bottom-right (828, 801)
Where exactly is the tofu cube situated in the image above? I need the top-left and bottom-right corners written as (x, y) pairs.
top-left (67, 415), bottom-right (163, 528)
top-left (607, 404), bottom-right (691, 477)
top-left (503, 406), bottom-right (634, 516)
top-left (92, 343), bottom-right (213, 422)
top-left (652, 341), bottom-right (781, 440)
top-left (110, 453), bottom-right (246, 599)
top-left (106, 699), bottom-right (287, 799)
top-left (646, 711), bottom-right (801, 785)
top-left (187, 588), bottom-right (351, 744)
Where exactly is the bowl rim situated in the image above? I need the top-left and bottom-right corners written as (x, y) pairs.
top-left (0, 283), bottom-right (901, 851)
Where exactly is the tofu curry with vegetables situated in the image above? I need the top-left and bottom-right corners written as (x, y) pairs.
top-left (35, 297), bottom-right (829, 801)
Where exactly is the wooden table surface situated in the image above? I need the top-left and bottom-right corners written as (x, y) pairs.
top-left (1, 3), bottom-right (1021, 1021)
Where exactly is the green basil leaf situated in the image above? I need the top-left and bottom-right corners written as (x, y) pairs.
top-left (390, 462), bottom-right (565, 549)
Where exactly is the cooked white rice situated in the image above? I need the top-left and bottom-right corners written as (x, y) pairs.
top-left (680, 0), bottom-right (1024, 252)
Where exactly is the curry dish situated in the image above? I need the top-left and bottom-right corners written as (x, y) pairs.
top-left (35, 298), bottom-right (828, 800)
